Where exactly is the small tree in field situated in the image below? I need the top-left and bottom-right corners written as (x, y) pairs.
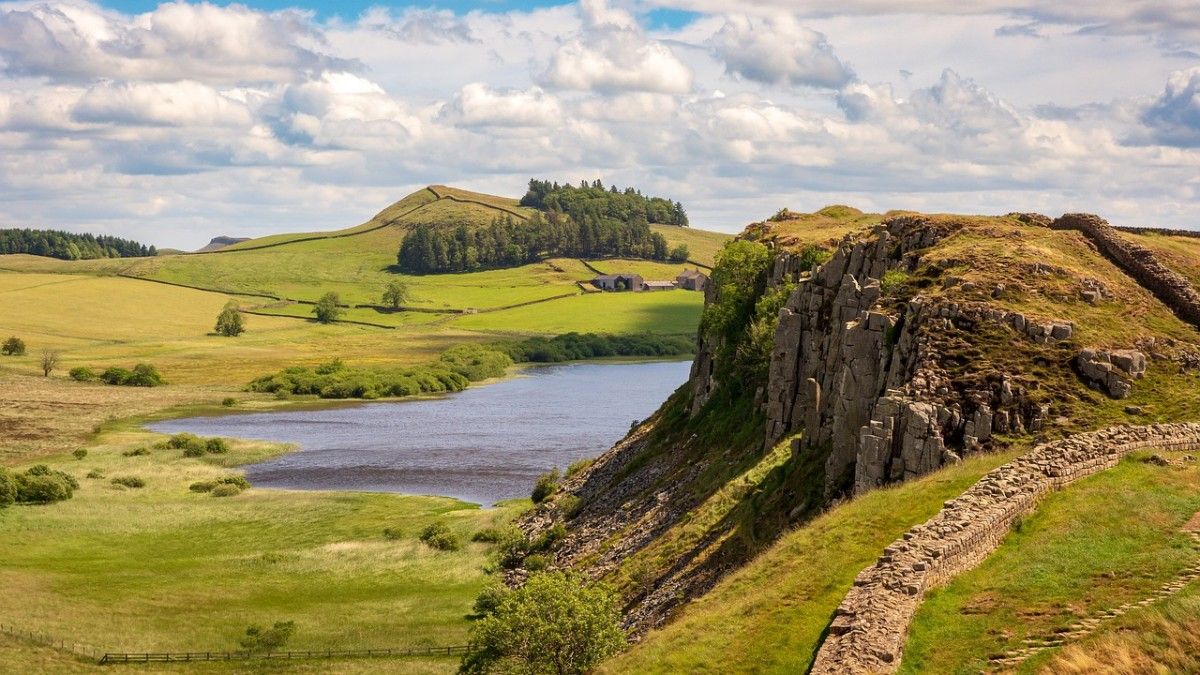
top-left (460, 571), bottom-right (625, 675)
top-left (1, 336), bottom-right (25, 356)
top-left (312, 292), bottom-right (342, 324)
top-left (215, 301), bottom-right (245, 337)
top-left (40, 349), bottom-right (59, 377)
top-left (381, 280), bottom-right (410, 309)
top-left (668, 244), bottom-right (690, 263)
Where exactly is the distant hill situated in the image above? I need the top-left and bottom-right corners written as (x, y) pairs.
top-left (195, 236), bottom-right (250, 253)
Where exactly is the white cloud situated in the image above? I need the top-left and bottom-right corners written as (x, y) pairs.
top-left (73, 80), bottom-right (252, 127)
top-left (1140, 67), bottom-right (1200, 147)
top-left (543, 0), bottom-right (693, 93)
top-left (442, 83), bottom-right (563, 128)
top-left (709, 14), bottom-right (853, 88)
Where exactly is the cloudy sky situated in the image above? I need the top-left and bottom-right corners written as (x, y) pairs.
top-left (2, 0), bottom-right (1200, 248)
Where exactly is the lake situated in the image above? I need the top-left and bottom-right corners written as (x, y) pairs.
top-left (149, 360), bottom-right (691, 506)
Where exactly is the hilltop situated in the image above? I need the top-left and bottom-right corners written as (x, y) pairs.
top-left (513, 206), bottom-right (1200, 672)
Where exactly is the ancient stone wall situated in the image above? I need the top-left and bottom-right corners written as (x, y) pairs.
top-left (1053, 213), bottom-right (1200, 329)
top-left (810, 423), bottom-right (1200, 674)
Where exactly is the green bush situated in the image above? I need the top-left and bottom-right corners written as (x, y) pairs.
top-left (531, 469), bottom-right (561, 504)
top-left (419, 522), bottom-right (461, 551)
top-left (210, 483), bottom-right (240, 497)
top-left (565, 458), bottom-right (592, 478)
top-left (205, 438), bottom-right (230, 454)
top-left (1, 336), bottom-right (26, 356)
top-left (523, 553), bottom-right (550, 572)
top-left (86, 469), bottom-right (105, 479)
top-left (111, 476), bottom-right (145, 489)
top-left (471, 527), bottom-right (504, 543)
top-left (69, 367), bottom-right (97, 381)
top-left (880, 269), bottom-right (910, 296)
top-left (217, 475), bottom-right (250, 490)
top-left (498, 332), bottom-right (694, 364)
top-left (14, 472), bottom-right (74, 504)
top-left (72, 448), bottom-right (88, 460)
top-left (495, 527), bottom-right (532, 569)
top-left (460, 571), bottom-right (625, 675)
top-left (534, 523), bottom-right (567, 552)
top-left (215, 301), bottom-right (245, 337)
top-left (471, 583), bottom-right (510, 618)
top-left (0, 469), bottom-right (14, 508)
top-left (122, 447), bottom-right (151, 457)
top-left (166, 433), bottom-right (206, 457)
top-left (99, 363), bottom-right (164, 387)
top-left (189, 480), bottom-right (216, 493)
top-left (240, 621), bottom-right (296, 653)
top-left (312, 292), bottom-right (342, 324)
top-left (222, 397), bottom-right (237, 407)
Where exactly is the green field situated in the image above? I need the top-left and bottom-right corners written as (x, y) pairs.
top-left (0, 416), bottom-right (521, 669)
top-left (453, 289), bottom-right (704, 335)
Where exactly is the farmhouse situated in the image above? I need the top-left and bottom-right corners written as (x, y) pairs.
top-left (643, 280), bottom-right (677, 291)
top-left (676, 269), bottom-right (708, 291)
top-left (593, 273), bottom-right (644, 291)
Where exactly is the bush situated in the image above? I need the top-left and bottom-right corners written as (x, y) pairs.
top-left (215, 301), bottom-right (245, 337)
top-left (205, 438), bottom-right (230, 454)
top-left (565, 458), bottom-right (592, 478)
top-left (534, 523), bottom-right (567, 552)
top-left (460, 572), bottom-right (625, 675)
top-left (419, 522), bottom-right (461, 551)
top-left (383, 527), bottom-right (404, 540)
top-left (556, 495), bottom-right (583, 519)
top-left (0, 469), bottom-right (14, 508)
top-left (523, 553), bottom-right (550, 572)
top-left (1, 336), bottom-right (26, 356)
top-left (111, 476), bottom-right (145, 489)
top-left (69, 367), bottom-right (97, 381)
top-left (14, 472), bottom-right (74, 504)
top-left (217, 475), bottom-right (250, 490)
top-left (222, 397), bottom-right (237, 407)
top-left (668, 243), bottom-right (689, 263)
top-left (167, 433), bottom-right (206, 457)
top-left (100, 367), bottom-right (132, 385)
top-left (531, 469), bottom-right (560, 504)
top-left (72, 448), bottom-right (88, 460)
top-left (472, 527), bottom-right (504, 543)
top-left (880, 269), bottom-right (910, 296)
top-left (86, 469), bottom-right (105, 479)
top-left (471, 583), bottom-right (510, 618)
top-left (122, 447), bottom-right (151, 457)
top-left (495, 527), bottom-right (532, 569)
top-left (99, 363), bottom-right (163, 387)
top-left (211, 483), bottom-right (241, 497)
top-left (240, 621), bottom-right (296, 653)
top-left (312, 292), bottom-right (342, 324)
top-left (189, 480), bottom-right (216, 493)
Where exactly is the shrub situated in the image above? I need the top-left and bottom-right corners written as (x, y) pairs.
top-left (86, 469), bottom-right (105, 479)
top-left (72, 448), bottom-right (88, 460)
top-left (205, 438), bottom-right (230, 454)
top-left (122, 447), bottom-right (151, 457)
top-left (100, 367), bottom-right (132, 385)
top-left (111, 476), bottom-right (145, 489)
top-left (312, 292), bottom-right (342, 324)
top-left (565, 458), bottom-right (592, 478)
top-left (189, 480), bottom-right (216, 493)
top-left (217, 475), bottom-right (250, 490)
top-left (471, 527), bottom-right (504, 543)
top-left (99, 364), bottom-right (163, 387)
top-left (222, 397), bottom-right (237, 407)
top-left (556, 495), bottom-right (583, 519)
top-left (167, 433), bottom-right (206, 457)
top-left (797, 244), bottom-right (832, 272)
top-left (211, 483), bottom-right (241, 497)
top-left (14, 466), bottom-right (77, 504)
top-left (471, 583), bottom-right (510, 618)
top-left (668, 243), bottom-right (689, 263)
top-left (1, 336), bottom-right (26, 356)
top-left (383, 527), bottom-right (404, 540)
top-left (495, 527), bottom-right (532, 569)
top-left (880, 269), bottom-right (910, 296)
top-left (460, 572), bottom-right (625, 675)
top-left (215, 301), bottom-right (245, 337)
top-left (524, 553), bottom-right (550, 572)
top-left (419, 522), bottom-right (461, 551)
top-left (534, 523), bottom-right (567, 552)
top-left (239, 621), bottom-right (296, 653)
top-left (531, 469), bottom-right (560, 504)
top-left (69, 367), bottom-right (97, 381)
top-left (0, 469), bottom-right (14, 507)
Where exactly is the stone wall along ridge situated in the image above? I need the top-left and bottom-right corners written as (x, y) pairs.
top-left (810, 422), bottom-right (1200, 674)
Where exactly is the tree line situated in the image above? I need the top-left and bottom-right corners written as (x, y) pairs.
top-left (0, 228), bottom-right (155, 259)
top-left (520, 178), bottom-right (688, 227)
top-left (397, 212), bottom-right (673, 274)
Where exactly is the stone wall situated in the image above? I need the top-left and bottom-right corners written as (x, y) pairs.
top-left (810, 422), bottom-right (1200, 674)
top-left (1053, 213), bottom-right (1200, 329)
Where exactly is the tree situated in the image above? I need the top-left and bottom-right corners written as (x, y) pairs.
top-left (1, 336), bottom-right (25, 356)
top-left (214, 301), bottom-right (245, 337)
top-left (460, 571), bottom-right (625, 675)
top-left (381, 280), bottom-right (410, 309)
top-left (40, 349), bottom-right (59, 377)
top-left (668, 244), bottom-right (690, 263)
top-left (312, 292), bottom-right (342, 324)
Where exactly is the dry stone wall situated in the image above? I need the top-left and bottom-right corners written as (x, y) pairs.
top-left (810, 422), bottom-right (1200, 674)
top-left (1053, 213), bottom-right (1200, 329)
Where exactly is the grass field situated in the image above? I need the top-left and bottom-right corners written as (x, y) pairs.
top-left (0, 414), bottom-right (522, 670)
top-left (452, 289), bottom-right (704, 335)
top-left (584, 258), bottom-right (698, 280)
top-left (600, 448), bottom-right (1021, 674)
top-left (1121, 231), bottom-right (1200, 289)
top-left (901, 452), bottom-right (1200, 673)
top-left (649, 224), bottom-right (730, 267)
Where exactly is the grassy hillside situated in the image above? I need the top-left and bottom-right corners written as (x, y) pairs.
top-left (649, 224), bottom-right (730, 268)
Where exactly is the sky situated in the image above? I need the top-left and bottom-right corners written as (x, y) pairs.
top-left (1, 1), bottom-right (1199, 249)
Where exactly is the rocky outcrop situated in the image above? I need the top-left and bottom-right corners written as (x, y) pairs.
top-left (1053, 213), bottom-right (1200, 329)
top-left (811, 423), bottom-right (1200, 674)
top-left (1074, 348), bottom-right (1147, 399)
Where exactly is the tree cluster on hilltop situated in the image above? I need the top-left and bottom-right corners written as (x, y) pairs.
top-left (397, 212), bottom-right (670, 273)
top-left (520, 178), bottom-right (688, 227)
top-left (0, 228), bottom-right (155, 260)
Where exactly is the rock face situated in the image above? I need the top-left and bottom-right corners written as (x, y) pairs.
top-left (1052, 213), bottom-right (1200, 329)
top-left (811, 423), bottom-right (1200, 674)
top-left (1075, 348), bottom-right (1147, 399)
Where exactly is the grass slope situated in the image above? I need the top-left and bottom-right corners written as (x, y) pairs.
top-left (902, 452), bottom-right (1200, 673)
top-left (649, 224), bottom-right (731, 268)
top-left (0, 418), bottom-right (521, 666)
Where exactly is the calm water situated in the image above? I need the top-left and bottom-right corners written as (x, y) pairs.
top-left (149, 360), bottom-right (690, 506)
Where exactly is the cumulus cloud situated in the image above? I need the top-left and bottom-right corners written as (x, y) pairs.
top-left (0, 2), bottom-right (353, 84)
top-left (442, 83), bottom-right (563, 128)
top-left (709, 14), bottom-right (853, 88)
top-left (543, 0), bottom-right (693, 94)
top-left (73, 80), bottom-right (252, 127)
top-left (1140, 67), bottom-right (1200, 147)
top-left (357, 7), bottom-right (476, 45)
